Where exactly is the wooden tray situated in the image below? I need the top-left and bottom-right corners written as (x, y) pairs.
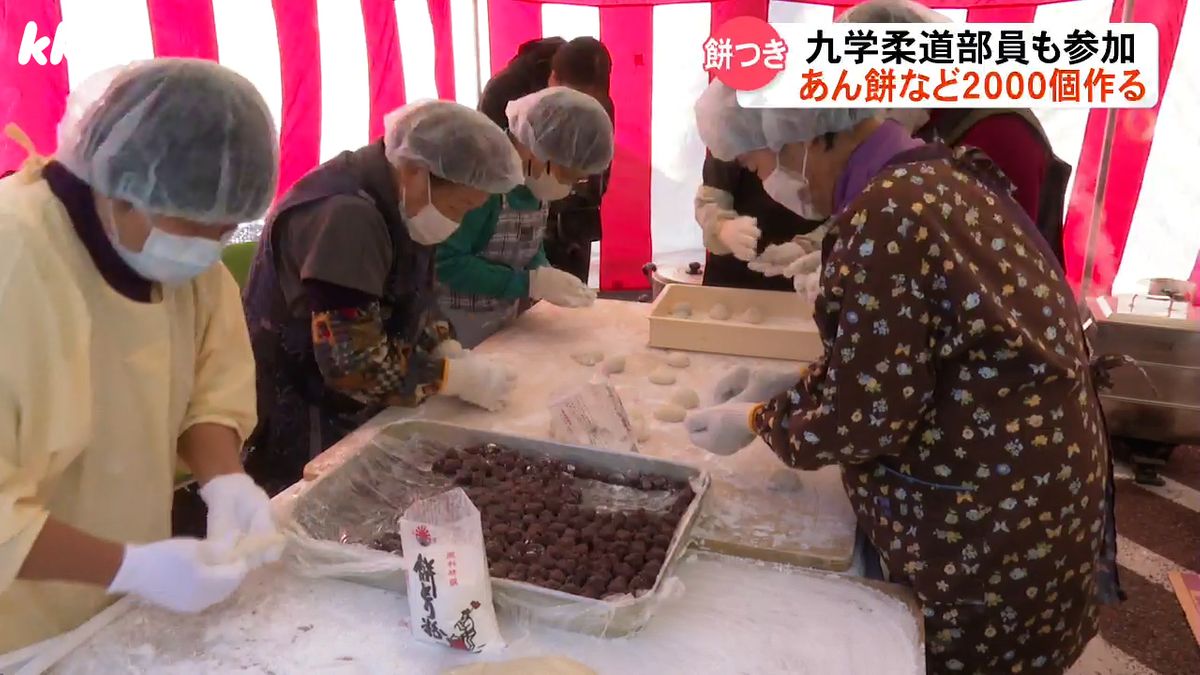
top-left (648, 284), bottom-right (822, 361)
top-left (690, 459), bottom-right (857, 572)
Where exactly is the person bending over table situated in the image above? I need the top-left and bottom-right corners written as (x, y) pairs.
top-left (0, 59), bottom-right (280, 653)
top-left (695, 152), bottom-right (825, 291)
top-left (241, 101), bottom-right (523, 495)
top-left (686, 84), bottom-right (1118, 674)
top-left (692, 82), bottom-right (829, 296)
top-left (435, 87), bottom-right (612, 348)
top-left (480, 36), bottom-right (614, 284)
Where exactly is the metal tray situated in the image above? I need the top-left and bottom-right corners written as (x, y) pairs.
top-left (1083, 297), bottom-right (1200, 445)
top-left (287, 419), bottom-right (710, 637)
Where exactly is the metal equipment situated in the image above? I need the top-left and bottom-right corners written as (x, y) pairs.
top-left (1084, 292), bottom-right (1200, 484)
top-left (641, 250), bottom-right (706, 300)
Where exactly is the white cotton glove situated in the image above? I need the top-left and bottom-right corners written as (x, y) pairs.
top-left (795, 270), bottom-right (822, 299)
top-left (747, 241), bottom-right (809, 277)
top-left (684, 402), bottom-right (759, 455)
top-left (441, 356), bottom-right (516, 411)
top-left (199, 474), bottom-right (281, 567)
top-left (434, 339), bottom-right (467, 360)
top-left (715, 216), bottom-right (761, 262)
top-left (709, 365), bottom-right (802, 406)
top-left (108, 538), bottom-right (249, 613)
top-left (750, 247), bottom-right (823, 281)
top-left (529, 266), bottom-right (597, 308)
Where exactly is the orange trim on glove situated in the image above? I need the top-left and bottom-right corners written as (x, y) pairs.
top-left (748, 403), bottom-right (766, 433)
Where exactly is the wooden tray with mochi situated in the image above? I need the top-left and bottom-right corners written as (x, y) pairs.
top-left (647, 284), bottom-right (823, 362)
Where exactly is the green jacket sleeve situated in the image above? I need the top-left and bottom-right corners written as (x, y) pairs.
top-left (435, 197), bottom-right (532, 299)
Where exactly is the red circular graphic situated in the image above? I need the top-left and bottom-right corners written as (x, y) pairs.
top-left (703, 16), bottom-right (788, 91)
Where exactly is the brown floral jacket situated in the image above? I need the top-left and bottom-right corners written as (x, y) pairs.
top-left (753, 145), bottom-right (1108, 673)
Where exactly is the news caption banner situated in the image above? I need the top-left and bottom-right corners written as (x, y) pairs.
top-left (704, 17), bottom-right (1159, 109)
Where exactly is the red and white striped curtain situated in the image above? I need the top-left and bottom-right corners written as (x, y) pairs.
top-left (1, 0), bottom-right (1195, 294)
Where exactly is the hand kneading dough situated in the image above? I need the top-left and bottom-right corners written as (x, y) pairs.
top-left (665, 352), bottom-right (691, 368)
top-left (601, 355), bottom-right (626, 374)
top-left (671, 302), bottom-right (693, 318)
top-left (741, 306), bottom-right (765, 324)
top-left (444, 656), bottom-right (597, 675)
top-left (768, 468), bottom-right (805, 492)
top-left (654, 403), bottom-right (687, 422)
top-left (670, 387), bottom-right (701, 410)
top-left (571, 350), bottom-right (604, 366)
top-left (708, 303), bottom-right (731, 321)
top-left (648, 369), bottom-right (677, 385)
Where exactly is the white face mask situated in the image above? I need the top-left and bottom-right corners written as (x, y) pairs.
top-left (110, 214), bottom-right (223, 285)
top-left (405, 173), bottom-right (461, 245)
top-left (526, 162), bottom-right (572, 202)
top-left (762, 149), bottom-right (826, 221)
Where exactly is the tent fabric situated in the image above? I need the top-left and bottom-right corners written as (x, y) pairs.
top-left (362, 0), bottom-right (409, 141)
top-left (0, 0), bottom-right (1195, 294)
top-left (1065, 0), bottom-right (1192, 296)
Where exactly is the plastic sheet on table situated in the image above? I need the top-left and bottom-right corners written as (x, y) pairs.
top-left (279, 421), bottom-right (707, 637)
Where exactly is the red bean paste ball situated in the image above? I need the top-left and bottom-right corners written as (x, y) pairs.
top-left (369, 532), bottom-right (404, 555)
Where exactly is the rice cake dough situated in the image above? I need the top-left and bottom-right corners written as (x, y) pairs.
top-left (708, 303), bottom-right (731, 321)
top-left (571, 350), bottom-right (604, 366)
top-left (670, 387), bottom-right (700, 410)
top-left (653, 403), bottom-right (687, 423)
top-left (648, 369), bottom-right (677, 385)
top-left (601, 355), bottom-right (626, 374)
top-left (665, 352), bottom-right (691, 368)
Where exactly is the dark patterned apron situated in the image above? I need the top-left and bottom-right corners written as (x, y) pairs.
top-left (242, 143), bottom-right (436, 493)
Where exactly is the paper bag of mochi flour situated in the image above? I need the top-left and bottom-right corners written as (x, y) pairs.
top-left (401, 488), bottom-right (504, 653)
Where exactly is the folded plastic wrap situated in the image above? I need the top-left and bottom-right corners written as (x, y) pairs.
top-left (280, 420), bottom-right (708, 637)
top-left (548, 381), bottom-right (638, 454)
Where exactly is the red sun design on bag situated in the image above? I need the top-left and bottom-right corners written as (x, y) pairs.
top-left (414, 525), bottom-right (432, 546)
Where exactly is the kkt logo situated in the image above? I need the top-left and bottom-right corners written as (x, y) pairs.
top-left (17, 21), bottom-right (68, 66)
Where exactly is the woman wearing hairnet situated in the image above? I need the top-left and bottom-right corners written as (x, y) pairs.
top-left (435, 87), bottom-right (612, 347)
top-left (0, 59), bottom-right (280, 653)
top-left (242, 100), bottom-right (523, 494)
top-left (845, 0), bottom-right (1073, 266)
top-left (693, 82), bottom-right (825, 292)
top-left (480, 37), bottom-right (615, 284)
top-left (686, 96), bottom-right (1116, 672)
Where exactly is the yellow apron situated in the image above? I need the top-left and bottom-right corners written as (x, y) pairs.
top-left (0, 134), bottom-right (256, 652)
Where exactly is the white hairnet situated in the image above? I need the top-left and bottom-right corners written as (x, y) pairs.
top-left (694, 80), bottom-right (769, 161)
top-left (57, 59), bottom-right (279, 224)
top-left (762, 108), bottom-right (881, 151)
top-left (837, 0), bottom-right (952, 24)
top-left (384, 100), bottom-right (523, 194)
top-left (506, 87), bottom-right (613, 175)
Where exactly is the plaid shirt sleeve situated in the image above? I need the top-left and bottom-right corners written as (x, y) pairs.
top-left (311, 301), bottom-right (449, 408)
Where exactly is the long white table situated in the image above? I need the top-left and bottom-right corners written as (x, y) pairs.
top-left (56, 553), bottom-right (922, 674)
top-left (48, 300), bottom-right (925, 673)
